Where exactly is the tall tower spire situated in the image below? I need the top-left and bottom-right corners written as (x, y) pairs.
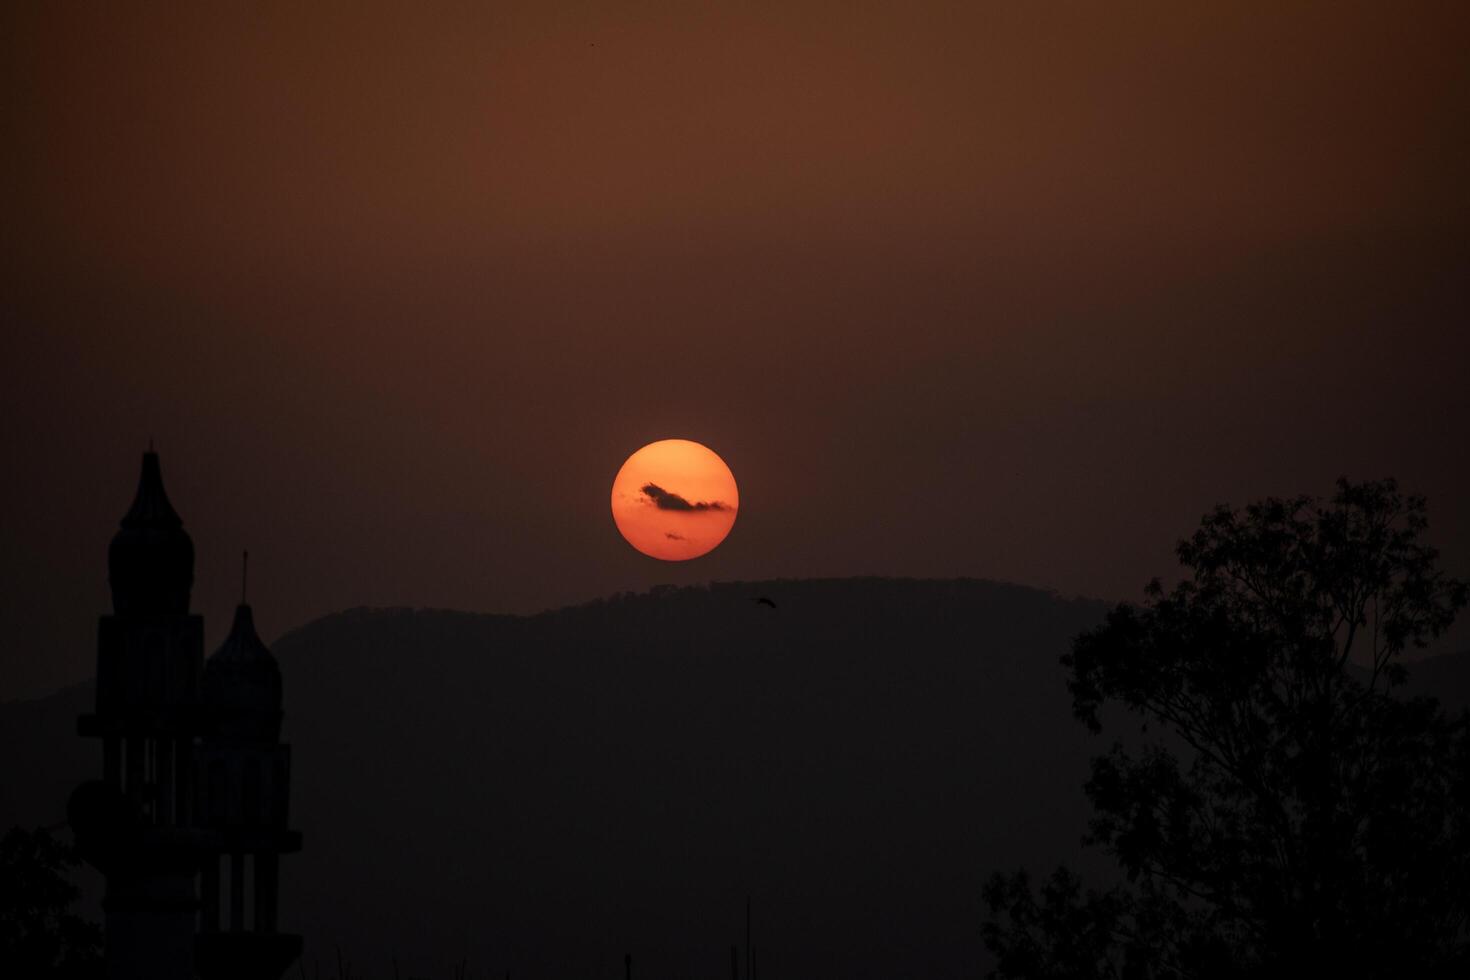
top-left (74, 449), bottom-right (209, 980)
top-left (107, 449), bottom-right (194, 615)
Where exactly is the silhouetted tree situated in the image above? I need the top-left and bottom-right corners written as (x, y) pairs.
top-left (983, 480), bottom-right (1470, 978)
top-left (0, 826), bottom-right (102, 979)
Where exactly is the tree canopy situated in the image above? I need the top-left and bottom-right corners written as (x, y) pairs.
top-left (983, 479), bottom-right (1470, 978)
top-left (0, 826), bottom-right (101, 979)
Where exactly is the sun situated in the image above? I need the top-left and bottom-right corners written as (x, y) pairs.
top-left (611, 439), bottom-right (739, 561)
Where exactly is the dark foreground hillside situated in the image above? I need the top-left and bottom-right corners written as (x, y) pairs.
top-left (3, 578), bottom-right (1466, 979)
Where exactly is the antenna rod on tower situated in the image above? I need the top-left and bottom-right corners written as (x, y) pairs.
top-left (242, 550), bottom-right (249, 605)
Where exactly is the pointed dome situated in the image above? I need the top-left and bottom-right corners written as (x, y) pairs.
top-left (203, 604), bottom-right (283, 739)
top-left (107, 451), bottom-right (195, 615)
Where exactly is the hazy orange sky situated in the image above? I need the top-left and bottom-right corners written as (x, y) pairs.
top-left (3, 1), bottom-right (1468, 697)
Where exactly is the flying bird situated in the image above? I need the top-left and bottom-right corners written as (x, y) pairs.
top-left (751, 596), bottom-right (777, 609)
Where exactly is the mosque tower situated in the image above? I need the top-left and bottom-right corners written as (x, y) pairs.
top-left (69, 450), bottom-right (300, 980)
top-left (72, 449), bottom-right (211, 979)
top-left (194, 561), bottom-right (303, 980)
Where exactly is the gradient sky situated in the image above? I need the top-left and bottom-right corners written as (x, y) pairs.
top-left (3, 1), bottom-right (1468, 699)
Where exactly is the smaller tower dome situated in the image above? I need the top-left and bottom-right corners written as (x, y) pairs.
top-left (108, 450), bottom-right (195, 615)
top-left (203, 603), bottom-right (283, 740)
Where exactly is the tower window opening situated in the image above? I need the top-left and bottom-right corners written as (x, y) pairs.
top-left (242, 854), bottom-right (256, 932)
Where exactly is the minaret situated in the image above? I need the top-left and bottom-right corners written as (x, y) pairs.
top-left (195, 555), bottom-right (303, 980)
top-left (71, 450), bottom-right (210, 980)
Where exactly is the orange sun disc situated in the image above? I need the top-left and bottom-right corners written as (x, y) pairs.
top-left (610, 439), bottom-right (739, 561)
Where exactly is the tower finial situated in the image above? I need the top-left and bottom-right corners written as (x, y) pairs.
top-left (148, 436), bottom-right (154, 453)
top-left (242, 550), bottom-right (249, 605)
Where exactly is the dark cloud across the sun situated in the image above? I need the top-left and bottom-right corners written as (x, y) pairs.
top-left (641, 483), bottom-right (729, 513)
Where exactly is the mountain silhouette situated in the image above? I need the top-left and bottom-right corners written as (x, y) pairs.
top-left (3, 577), bottom-right (1466, 978)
